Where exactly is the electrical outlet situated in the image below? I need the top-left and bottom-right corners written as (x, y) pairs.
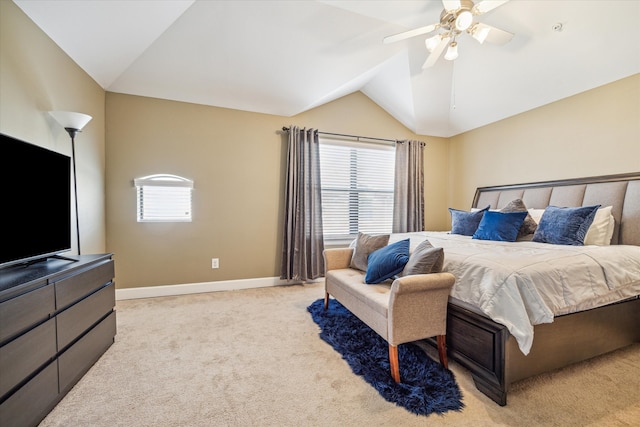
top-left (211, 258), bottom-right (219, 269)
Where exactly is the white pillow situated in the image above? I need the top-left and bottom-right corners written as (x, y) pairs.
top-left (527, 208), bottom-right (546, 224)
top-left (584, 206), bottom-right (615, 246)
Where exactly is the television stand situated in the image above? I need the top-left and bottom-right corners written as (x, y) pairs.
top-left (49, 254), bottom-right (79, 263)
top-left (16, 254), bottom-right (78, 268)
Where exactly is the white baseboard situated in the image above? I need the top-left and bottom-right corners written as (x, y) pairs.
top-left (115, 276), bottom-right (302, 301)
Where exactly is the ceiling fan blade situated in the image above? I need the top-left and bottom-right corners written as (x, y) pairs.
top-left (442, 0), bottom-right (461, 12)
top-left (422, 36), bottom-right (450, 69)
top-left (472, 0), bottom-right (510, 15)
top-left (383, 24), bottom-right (438, 44)
top-left (477, 23), bottom-right (514, 44)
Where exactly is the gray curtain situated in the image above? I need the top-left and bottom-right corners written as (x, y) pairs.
top-left (393, 139), bottom-right (425, 233)
top-left (280, 126), bottom-right (325, 281)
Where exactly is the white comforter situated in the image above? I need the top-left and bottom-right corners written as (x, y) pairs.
top-left (388, 232), bottom-right (640, 355)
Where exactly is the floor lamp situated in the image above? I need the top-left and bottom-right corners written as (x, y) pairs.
top-left (49, 111), bottom-right (92, 255)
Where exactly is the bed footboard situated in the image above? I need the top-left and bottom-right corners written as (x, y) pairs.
top-left (443, 303), bottom-right (510, 405)
top-left (425, 298), bottom-right (640, 406)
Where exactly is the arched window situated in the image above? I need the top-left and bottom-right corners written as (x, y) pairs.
top-left (134, 174), bottom-right (193, 222)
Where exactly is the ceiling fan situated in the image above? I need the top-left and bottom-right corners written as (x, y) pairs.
top-left (383, 0), bottom-right (514, 69)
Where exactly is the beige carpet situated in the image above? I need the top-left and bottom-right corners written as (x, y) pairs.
top-left (39, 282), bottom-right (639, 427)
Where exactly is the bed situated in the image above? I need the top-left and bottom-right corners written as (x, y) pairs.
top-left (408, 172), bottom-right (640, 405)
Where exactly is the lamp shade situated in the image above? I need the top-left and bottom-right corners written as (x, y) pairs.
top-left (49, 111), bottom-right (92, 131)
top-left (425, 34), bottom-right (441, 52)
top-left (444, 42), bottom-right (459, 60)
top-left (471, 25), bottom-right (491, 44)
top-left (455, 11), bottom-right (473, 31)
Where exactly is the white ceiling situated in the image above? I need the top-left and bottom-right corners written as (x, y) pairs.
top-left (14, 0), bottom-right (640, 137)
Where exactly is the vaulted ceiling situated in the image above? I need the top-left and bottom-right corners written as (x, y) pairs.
top-left (14, 0), bottom-right (640, 137)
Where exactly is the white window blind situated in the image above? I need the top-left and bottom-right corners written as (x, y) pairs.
top-left (134, 174), bottom-right (193, 222)
top-left (319, 138), bottom-right (395, 242)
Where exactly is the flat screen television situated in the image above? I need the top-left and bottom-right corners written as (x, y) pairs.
top-left (0, 132), bottom-right (72, 269)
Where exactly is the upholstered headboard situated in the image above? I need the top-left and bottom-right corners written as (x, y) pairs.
top-left (471, 172), bottom-right (640, 246)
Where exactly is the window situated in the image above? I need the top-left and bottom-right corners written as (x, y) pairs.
top-left (134, 174), bottom-right (193, 222)
top-left (319, 138), bottom-right (395, 242)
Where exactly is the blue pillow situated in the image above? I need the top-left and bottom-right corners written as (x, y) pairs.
top-left (472, 210), bottom-right (528, 242)
top-left (449, 206), bottom-right (488, 236)
top-left (532, 205), bottom-right (600, 245)
top-left (365, 239), bottom-right (410, 284)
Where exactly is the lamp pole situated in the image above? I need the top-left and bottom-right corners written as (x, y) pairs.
top-left (65, 127), bottom-right (81, 255)
top-left (48, 111), bottom-right (92, 256)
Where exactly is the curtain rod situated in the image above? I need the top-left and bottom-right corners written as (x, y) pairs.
top-left (281, 126), bottom-right (398, 144)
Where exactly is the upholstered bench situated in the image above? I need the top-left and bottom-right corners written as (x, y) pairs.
top-left (323, 243), bottom-right (455, 383)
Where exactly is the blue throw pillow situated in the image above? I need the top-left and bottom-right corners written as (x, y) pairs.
top-left (532, 205), bottom-right (601, 245)
top-left (365, 239), bottom-right (410, 284)
top-left (472, 210), bottom-right (528, 242)
top-left (449, 206), bottom-right (488, 236)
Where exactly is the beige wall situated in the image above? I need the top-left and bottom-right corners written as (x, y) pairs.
top-left (106, 92), bottom-right (449, 288)
top-left (448, 74), bottom-right (640, 209)
top-left (0, 0), bottom-right (106, 255)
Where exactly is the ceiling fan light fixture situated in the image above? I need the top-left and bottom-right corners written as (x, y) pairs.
top-left (455, 10), bottom-right (473, 31)
top-left (425, 34), bottom-right (441, 52)
top-left (444, 41), bottom-right (459, 60)
top-left (383, 0), bottom-right (513, 68)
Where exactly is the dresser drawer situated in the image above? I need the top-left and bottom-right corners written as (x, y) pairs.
top-left (56, 282), bottom-right (115, 350)
top-left (0, 361), bottom-right (58, 427)
top-left (0, 284), bottom-right (54, 344)
top-left (0, 318), bottom-right (57, 398)
top-left (55, 260), bottom-right (114, 310)
top-left (58, 311), bottom-right (116, 393)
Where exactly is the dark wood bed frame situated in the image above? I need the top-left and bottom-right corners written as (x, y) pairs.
top-left (428, 172), bottom-right (640, 406)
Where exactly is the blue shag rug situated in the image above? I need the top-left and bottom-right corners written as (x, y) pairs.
top-left (307, 298), bottom-right (464, 416)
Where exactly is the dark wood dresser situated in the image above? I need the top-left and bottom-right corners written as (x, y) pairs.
top-left (0, 254), bottom-right (116, 427)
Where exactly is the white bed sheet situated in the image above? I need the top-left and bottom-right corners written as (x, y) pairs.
top-left (388, 232), bottom-right (640, 355)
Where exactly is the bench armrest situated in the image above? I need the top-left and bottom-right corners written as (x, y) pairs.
top-left (390, 272), bottom-right (455, 295)
top-left (387, 272), bottom-right (456, 345)
top-left (323, 248), bottom-right (354, 271)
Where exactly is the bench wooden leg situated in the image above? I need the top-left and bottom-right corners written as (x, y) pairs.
top-left (324, 292), bottom-right (329, 310)
top-left (389, 344), bottom-right (400, 383)
top-left (437, 335), bottom-right (448, 369)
